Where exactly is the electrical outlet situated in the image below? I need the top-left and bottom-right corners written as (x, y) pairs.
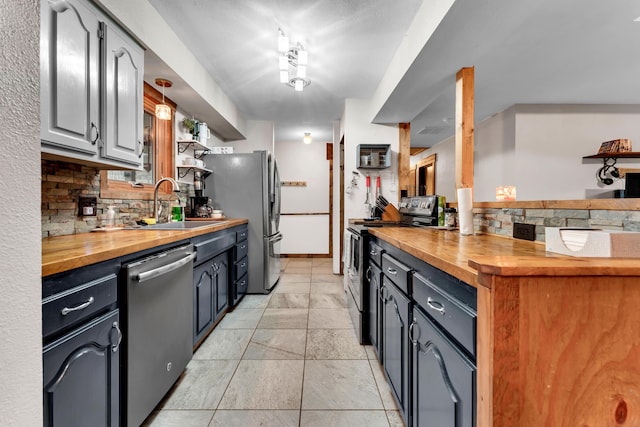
top-left (78, 196), bottom-right (97, 216)
top-left (513, 222), bottom-right (535, 241)
top-left (208, 146), bottom-right (234, 154)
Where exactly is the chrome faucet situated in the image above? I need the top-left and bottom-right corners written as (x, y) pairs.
top-left (153, 177), bottom-right (180, 222)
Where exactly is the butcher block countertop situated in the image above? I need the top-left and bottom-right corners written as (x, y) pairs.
top-left (42, 219), bottom-right (248, 277)
top-left (370, 226), bottom-right (640, 426)
top-left (367, 227), bottom-right (640, 287)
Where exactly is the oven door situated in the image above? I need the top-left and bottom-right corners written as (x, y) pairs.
top-left (345, 228), bottom-right (363, 309)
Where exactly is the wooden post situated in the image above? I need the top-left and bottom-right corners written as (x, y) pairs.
top-left (455, 67), bottom-right (474, 189)
top-left (398, 122), bottom-right (411, 195)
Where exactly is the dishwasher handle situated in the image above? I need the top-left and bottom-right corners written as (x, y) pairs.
top-left (135, 252), bottom-right (196, 283)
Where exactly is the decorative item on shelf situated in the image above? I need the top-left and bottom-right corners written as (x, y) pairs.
top-left (278, 28), bottom-right (310, 92)
top-left (597, 138), bottom-right (632, 154)
top-left (182, 117), bottom-right (198, 140)
top-left (155, 78), bottom-right (172, 120)
top-left (303, 132), bottom-right (312, 144)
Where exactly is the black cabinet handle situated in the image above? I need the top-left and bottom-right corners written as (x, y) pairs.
top-left (90, 122), bottom-right (100, 145)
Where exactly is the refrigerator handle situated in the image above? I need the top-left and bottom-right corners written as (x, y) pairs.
top-left (270, 232), bottom-right (283, 243)
top-left (274, 159), bottom-right (281, 232)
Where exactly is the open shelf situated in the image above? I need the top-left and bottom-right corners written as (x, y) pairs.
top-left (177, 139), bottom-right (208, 153)
top-left (583, 152), bottom-right (640, 159)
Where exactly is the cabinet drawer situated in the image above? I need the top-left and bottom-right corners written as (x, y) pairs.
top-left (236, 273), bottom-right (248, 296)
top-left (193, 231), bottom-right (235, 263)
top-left (413, 272), bottom-right (476, 358)
top-left (368, 240), bottom-right (383, 267)
top-left (235, 256), bottom-right (248, 279)
top-left (382, 253), bottom-right (411, 295)
top-left (236, 228), bottom-right (248, 242)
top-left (42, 274), bottom-right (118, 339)
top-left (235, 240), bottom-right (248, 260)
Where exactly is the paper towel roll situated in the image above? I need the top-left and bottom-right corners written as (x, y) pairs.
top-left (457, 188), bottom-right (474, 236)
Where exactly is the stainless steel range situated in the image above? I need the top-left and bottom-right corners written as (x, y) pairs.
top-left (345, 196), bottom-right (441, 344)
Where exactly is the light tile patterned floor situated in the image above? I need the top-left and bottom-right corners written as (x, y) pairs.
top-left (143, 258), bottom-right (402, 427)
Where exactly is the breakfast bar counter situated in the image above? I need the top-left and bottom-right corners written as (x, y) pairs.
top-left (368, 227), bottom-right (640, 427)
top-left (42, 219), bottom-right (248, 277)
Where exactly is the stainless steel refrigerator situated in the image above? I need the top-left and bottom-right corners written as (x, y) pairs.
top-left (204, 150), bottom-right (282, 293)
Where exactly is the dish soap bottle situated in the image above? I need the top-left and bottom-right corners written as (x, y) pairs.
top-left (106, 205), bottom-right (117, 228)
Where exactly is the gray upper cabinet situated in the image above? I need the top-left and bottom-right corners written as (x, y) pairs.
top-left (40, 0), bottom-right (144, 170)
top-left (40, 0), bottom-right (100, 156)
top-left (101, 23), bottom-right (144, 166)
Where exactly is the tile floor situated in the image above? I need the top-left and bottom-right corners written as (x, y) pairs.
top-left (143, 258), bottom-right (404, 427)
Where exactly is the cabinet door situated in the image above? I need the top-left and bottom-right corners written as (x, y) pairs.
top-left (382, 278), bottom-right (411, 424)
top-left (193, 261), bottom-right (214, 342)
top-left (43, 310), bottom-right (121, 427)
top-left (411, 308), bottom-right (476, 427)
top-left (41, 0), bottom-right (100, 156)
top-left (102, 23), bottom-right (144, 167)
top-left (213, 253), bottom-right (229, 320)
top-left (367, 262), bottom-right (382, 360)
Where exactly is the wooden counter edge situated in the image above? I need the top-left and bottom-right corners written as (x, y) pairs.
top-left (469, 255), bottom-right (640, 289)
top-left (42, 219), bottom-right (248, 277)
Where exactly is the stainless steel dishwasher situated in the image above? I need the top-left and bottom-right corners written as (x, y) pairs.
top-left (124, 244), bottom-right (195, 427)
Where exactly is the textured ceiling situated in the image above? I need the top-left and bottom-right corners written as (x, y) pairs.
top-left (148, 0), bottom-right (640, 147)
top-left (148, 0), bottom-right (423, 143)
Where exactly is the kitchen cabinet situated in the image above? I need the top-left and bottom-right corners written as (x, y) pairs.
top-left (41, 0), bottom-right (144, 169)
top-left (230, 227), bottom-right (249, 306)
top-left (191, 226), bottom-right (247, 347)
top-left (42, 258), bottom-right (121, 427)
top-left (367, 239), bottom-right (383, 360)
top-left (411, 307), bottom-right (475, 427)
top-left (381, 256), bottom-right (412, 426)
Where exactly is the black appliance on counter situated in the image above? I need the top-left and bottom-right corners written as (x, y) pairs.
top-left (345, 195), bottom-right (442, 344)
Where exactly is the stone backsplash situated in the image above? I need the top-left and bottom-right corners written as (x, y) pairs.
top-left (475, 207), bottom-right (640, 241)
top-left (42, 160), bottom-right (192, 237)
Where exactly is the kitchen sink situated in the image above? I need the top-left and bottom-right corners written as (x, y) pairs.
top-left (135, 221), bottom-right (230, 230)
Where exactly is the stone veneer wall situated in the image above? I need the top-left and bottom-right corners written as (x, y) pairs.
top-left (42, 159), bottom-right (192, 237)
top-left (475, 207), bottom-right (640, 241)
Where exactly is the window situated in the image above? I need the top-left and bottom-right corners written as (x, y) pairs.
top-left (100, 82), bottom-right (175, 200)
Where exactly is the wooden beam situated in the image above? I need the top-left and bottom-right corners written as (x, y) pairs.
top-left (398, 123), bottom-right (411, 195)
top-left (455, 67), bottom-right (475, 189)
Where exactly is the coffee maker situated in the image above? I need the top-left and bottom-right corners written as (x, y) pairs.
top-left (190, 171), bottom-right (210, 217)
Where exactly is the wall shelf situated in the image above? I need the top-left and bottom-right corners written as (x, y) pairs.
top-left (177, 139), bottom-right (208, 154)
top-left (583, 152), bottom-right (640, 159)
top-left (357, 144), bottom-right (391, 169)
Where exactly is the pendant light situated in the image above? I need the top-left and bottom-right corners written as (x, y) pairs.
top-left (155, 78), bottom-right (172, 120)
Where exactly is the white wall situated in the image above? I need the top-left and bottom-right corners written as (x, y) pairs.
top-left (343, 99), bottom-right (400, 223)
top-left (225, 120), bottom-right (274, 153)
top-left (276, 139), bottom-right (330, 254)
top-left (332, 120), bottom-right (342, 273)
top-left (0, 0), bottom-right (43, 424)
top-left (414, 104), bottom-right (640, 201)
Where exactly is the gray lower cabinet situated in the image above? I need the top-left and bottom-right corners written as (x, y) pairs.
top-left (43, 310), bottom-right (121, 427)
top-left (411, 307), bottom-right (476, 427)
top-left (381, 276), bottom-right (411, 426)
top-left (367, 261), bottom-right (382, 359)
top-left (193, 251), bottom-right (229, 345)
top-left (40, 0), bottom-right (143, 169)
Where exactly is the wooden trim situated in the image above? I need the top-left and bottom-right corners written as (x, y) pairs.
top-left (328, 142), bottom-right (333, 258)
top-left (455, 67), bottom-right (474, 189)
top-left (410, 147), bottom-right (428, 156)
top-left (280, 212), bottom-right (330, 216)
top-left (100, 83), bottom-right (175, 200)
top-left (398, 123), bottom-right (411, 194)
top-left (415, 153), bottom-right (436, 196)
top-left (447, 198), bottom-right (640, 211)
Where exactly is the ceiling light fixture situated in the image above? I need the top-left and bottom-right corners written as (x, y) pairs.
top-left (278, 28), bottom-right (310, 92)
top-left (154, 78), bottom-right (172, 120)
top-left (303, 132), bottom-right (312, 144)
